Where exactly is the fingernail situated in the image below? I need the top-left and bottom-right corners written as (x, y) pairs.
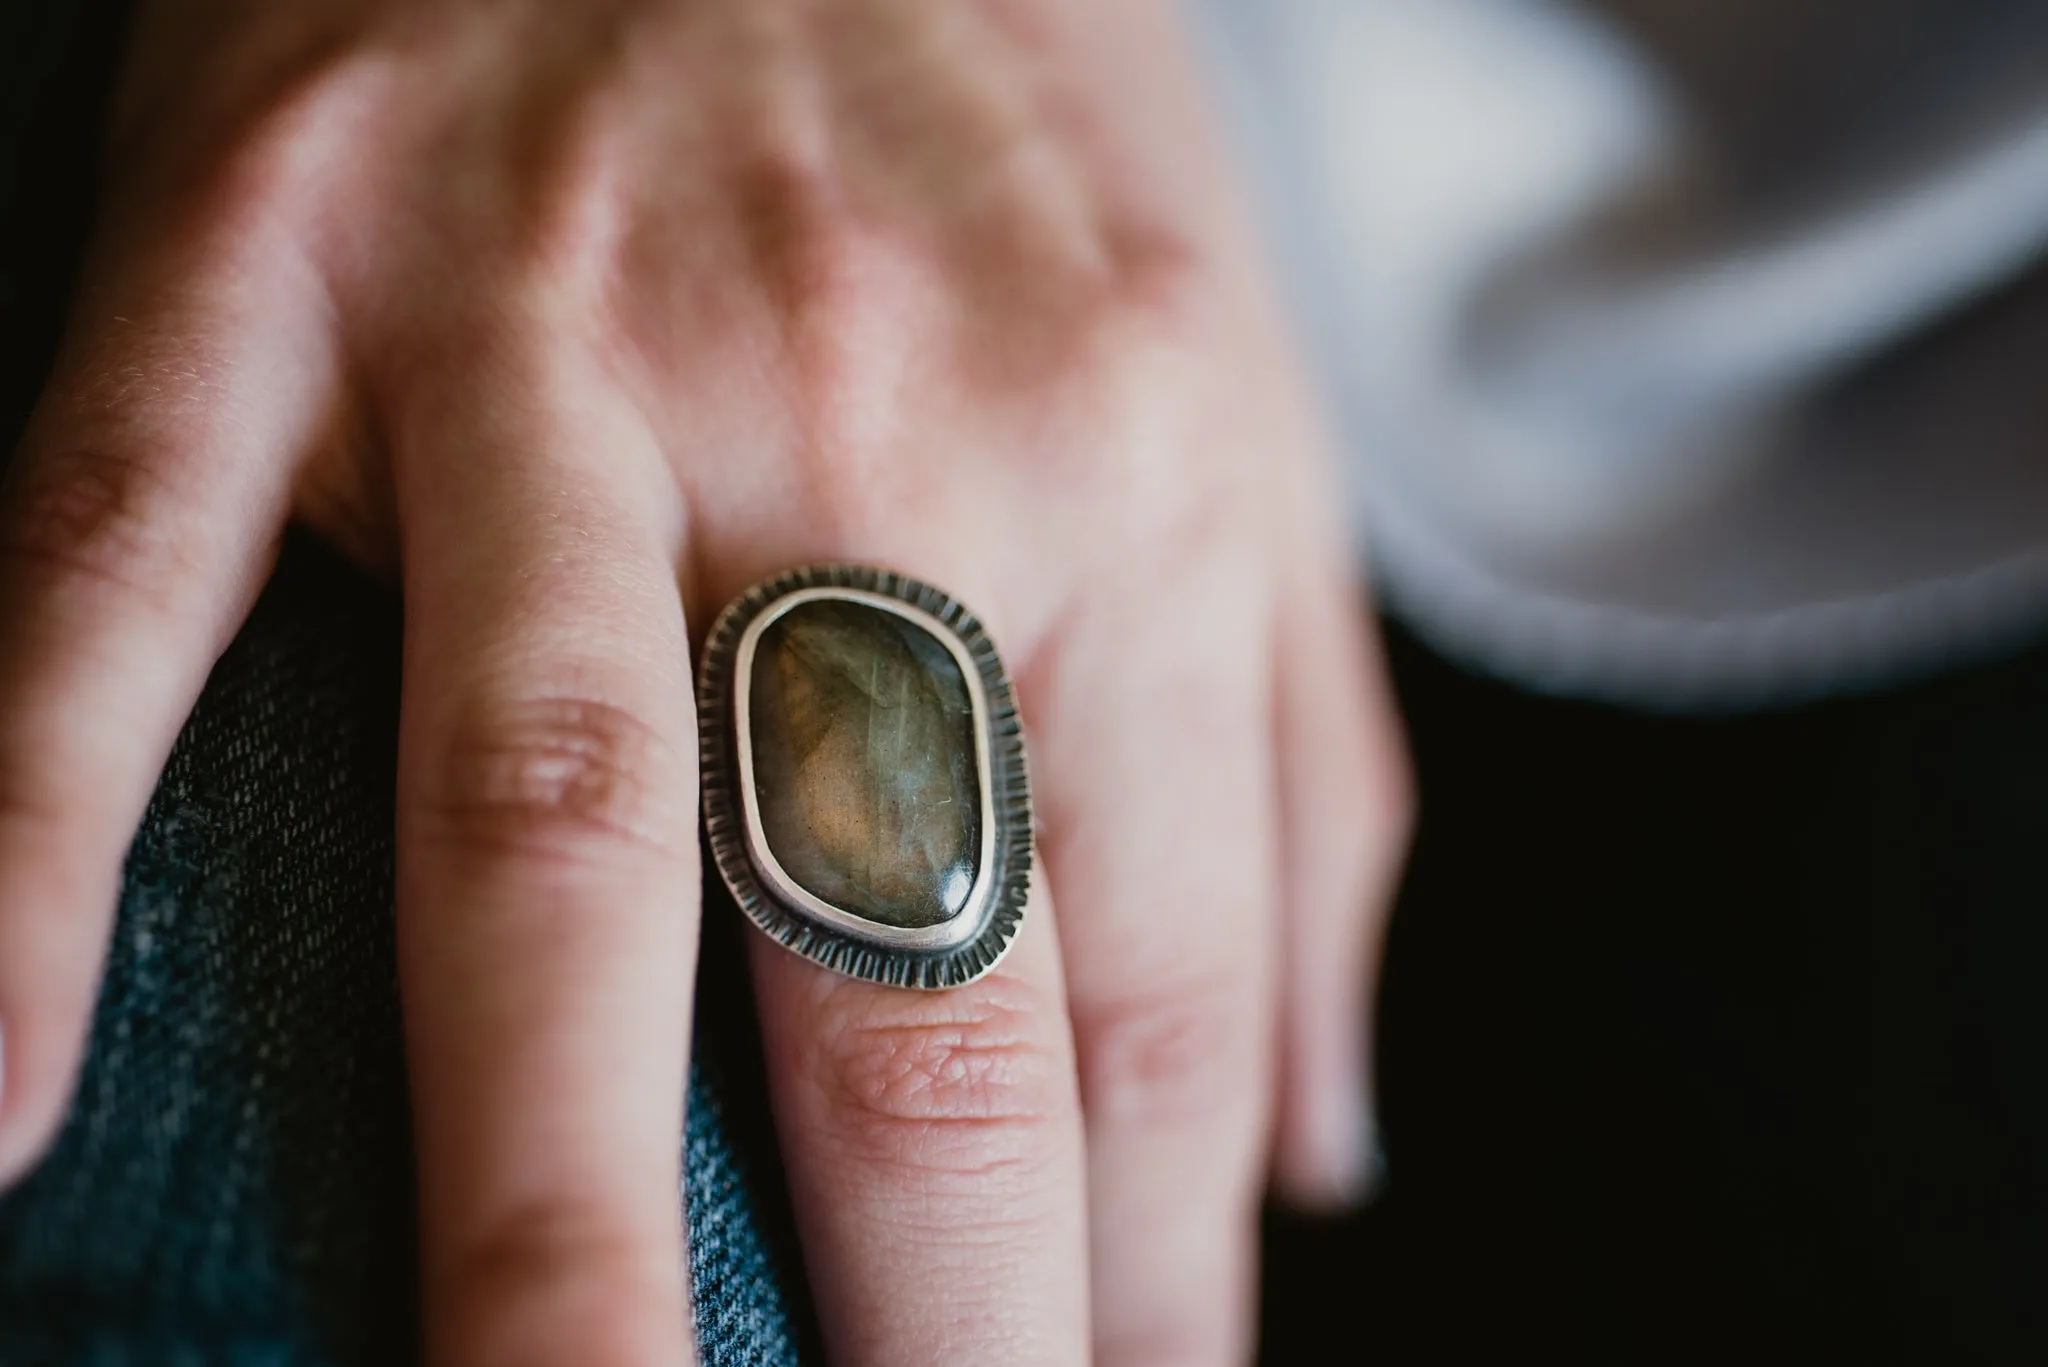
top-left (1333, 1098), bottom-right (1386, 1206)
top-left (1356, 1114), bottom-right (1388, 1207)
top-left (1308, 1089), bottom-right (1381, 1209)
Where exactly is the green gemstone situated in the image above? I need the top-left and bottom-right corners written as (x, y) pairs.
top-left (747, 598), bottom-right (982, 929)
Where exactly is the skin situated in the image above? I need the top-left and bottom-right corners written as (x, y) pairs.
top-left (0, 0), bottom-right (1412, 1363)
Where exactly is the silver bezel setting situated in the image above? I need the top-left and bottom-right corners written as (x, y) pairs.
top-left (698, 565), bottom-right (1033, 989)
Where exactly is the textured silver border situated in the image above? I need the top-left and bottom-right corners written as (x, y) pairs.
top-left (699, 565), bottom-right (1033, 989)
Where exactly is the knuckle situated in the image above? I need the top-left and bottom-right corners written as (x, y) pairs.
top-left (0, 446), bottom-right (200, 609)
top-left (809, 980), bottom-right (1071, 1174)
top-left (766, 217), bottom-right (929, 431)
top-left (1100, 1321), bottom-right (1247, 1367)
top-left (0, 784), bottom-right (64, 845)
top-left (1049, 225), bottom-right (1224, 393)
top-left (1006, 227), bottom-right (1233, 511)
top-left (440, 1199), bottom-right (651, 1300)
top-left (1096, 220), bottom-right (1222, 341)
top-left (104, 60), bottom-right (376, 259)
top-left (1036, 219), bottom-right (1225, 407)
top-left (1075, 976), bottom-right (1261, 1128)
top-left (435, 1199), bottom-right (676, 1365)
top-left (728, 145), bottom-right (881, 319)
top-left (499, 123), bottom-right (638, 313)
top-left (417, 695), bottom-right (691, 864)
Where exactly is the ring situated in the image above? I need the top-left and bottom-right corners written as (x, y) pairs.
top-left (697, 566), bottom-right (1033, 990)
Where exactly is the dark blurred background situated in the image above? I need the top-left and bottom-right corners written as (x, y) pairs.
top-left (1262, 618), bottom-right (2048, 1364)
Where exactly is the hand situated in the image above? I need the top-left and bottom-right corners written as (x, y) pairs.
top-left (0, 0), bottom-right (1411, 1361)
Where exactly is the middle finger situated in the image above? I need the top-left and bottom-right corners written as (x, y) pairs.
top-left (392, 337), bottom-right (699, 1366)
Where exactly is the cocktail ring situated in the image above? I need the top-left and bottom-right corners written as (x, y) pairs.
top-left (697, 566), bottom-right (1033, 989)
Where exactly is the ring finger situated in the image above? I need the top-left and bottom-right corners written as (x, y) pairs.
top-left (715, 562), bottom-right (1091, 1367)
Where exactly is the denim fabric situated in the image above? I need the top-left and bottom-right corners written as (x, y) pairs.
top-left (0, 6), bottom-right (816, 1364)
top-left (0, 537), bottom-right (816, 1367)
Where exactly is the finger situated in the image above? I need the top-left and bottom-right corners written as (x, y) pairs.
top-left (0, 232), bottom-right (332, 1180)
top-left (749, 877), bottom-right (1090, 1366)
top-left (392, 345), bottom-right (698, 1366)
top-left (1268, 567), bottom-right (1412, 1209)
top-left (1029, 557), bottom-right (1278, 1367)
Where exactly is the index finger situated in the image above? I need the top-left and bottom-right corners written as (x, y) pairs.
top-left (0, 232), bottom-right (330, 1179)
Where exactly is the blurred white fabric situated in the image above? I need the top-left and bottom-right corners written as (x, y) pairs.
top-left (1191, 0), bottom-right (2048, 705)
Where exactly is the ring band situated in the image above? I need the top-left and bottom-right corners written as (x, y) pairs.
top-left (698, 565), bottom-right (1033, 989)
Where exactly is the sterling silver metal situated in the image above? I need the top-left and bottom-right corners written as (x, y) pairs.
top-left (698, 565), bottom-right (1033, 989)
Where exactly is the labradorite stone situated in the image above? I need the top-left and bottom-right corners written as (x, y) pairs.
top-left (747, 599), bottom-right (981, 929)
